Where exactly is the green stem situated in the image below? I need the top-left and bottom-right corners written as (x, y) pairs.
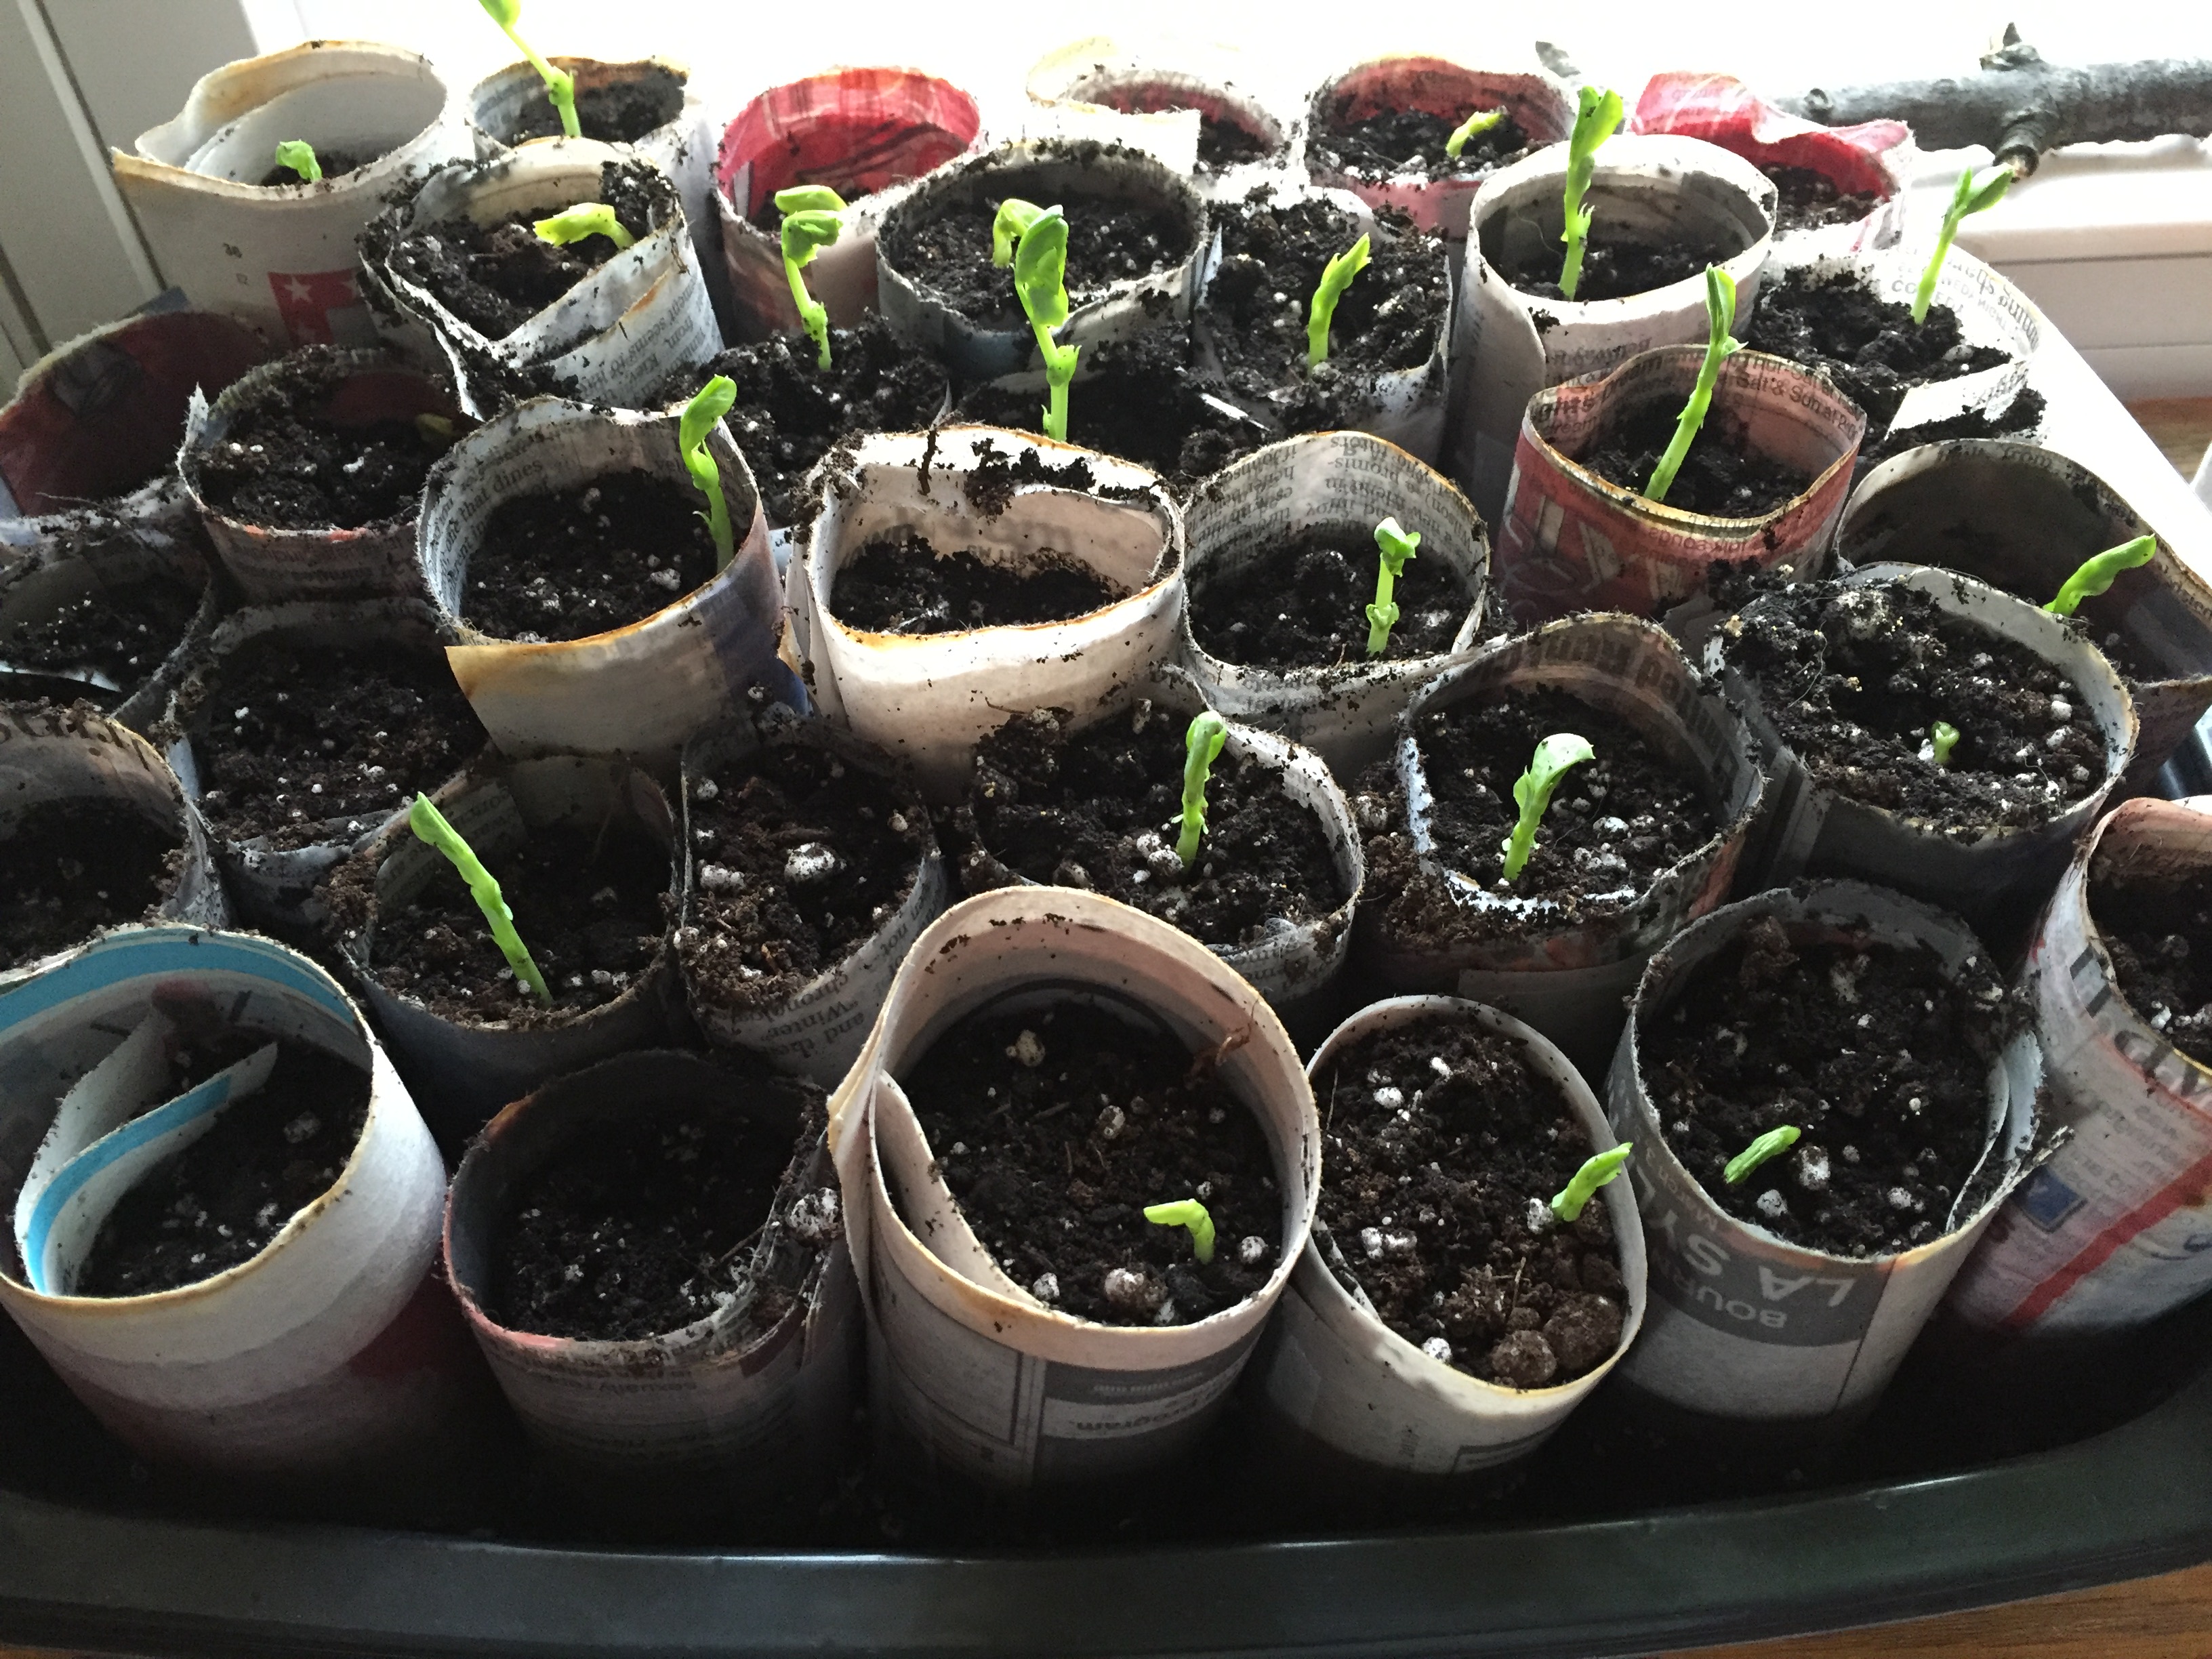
top-left (1647, 352), bottom-right (1725, 501)
top-left (1559, 220), bottom-right (1588, 301)
top-left (787, 260), bottom-right (830, 369)
top-left (1911, 227), bottom-right (1957, 325)
top-left (499, 23), bottom-right (578, 138)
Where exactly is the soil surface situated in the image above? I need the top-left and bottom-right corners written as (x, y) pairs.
top-left (830, 532), bottom-right (1127, 634)
top-left (258, 148), bottom-right (368, 187)
top-left (1856, 389), bottom-right (2045, 475)
top-left (501, 71), bottom-right (685, 144)
top-left (1744, 266), bottom-right (2013, 432)
top-left (1498, 218), bottom-right (1736, 304)
top-left (900, 1002), bottom-right (1280, 1326)
top-left (1577, 398), bottom-right (1815, 519)
top-left (2092, 869), bottom-right (2212, 1069)
top-left (1639, 915), bottom-right (2005, 1256)
top-left (0, 798), bottom-right (180, 971)
top-left (76, 1040), bottom-right (371, 1296)
top-left (188, 636), bottom-right (486, 852)
top-left (1723, 577), bottom-right (2107, 834)
top-left (1764, 165), bottom-right (1883, 234)
top-left (1317, 1013), bottom-right (1626, 1387)
top-left (1187, 528), bottom-right (1473, 668)
top-left (1309, 106), bottom-right (1532, 182)
top-left (0, 579), bottom-right (199, 702)
top-left (964, 700), bottom-right (1347, 947)
top-left (1076, 89), bottom-right (1275, 172)
top-left (462, 468), bottom-right (719, 642)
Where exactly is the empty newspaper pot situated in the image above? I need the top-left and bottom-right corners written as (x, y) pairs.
top-left (826, 887), bottom-right (1319, 1491)
top-left (1259, 996), bottom-right (1645, 1486)
top-left (716, 68), bottom-right (982, 342)
top-left (1491, 346), bottom-right (1866, 628)
top-left (1837, 440), bottom-right (2211, 790)
top-left (444, 1050), bottom-right (859, 1512)
top-left (177, 347), bottom-right (465, 604)
top-left (363, 143), bottom-right (720, 417)
top-left (676, 714), bottom-right (951, 1087)
top-left (1179, 430), bottom-right (1488, 779)
top-left (1025, 37), bottom-right (1288, 194)
top-left (1304, 56), bottom-right (1575, 239)
top-left (789, 426), bottom-right (1185, 797)
top-left (328, 754), bottom-right (678, 1145)
top-left (0, 926), bottom-right (460, 1475)
top-left (111, 43), bottom-right (470, 350)
top-left (876, 140), bottom-right (1209, 381)
top-left (1364, 613), bottom-right (1763, 1075)
top-left (1606, 880), bottom-right (2041, 1429)
top-left (1449, 135), bottom-right (1778, 524)
top-left (0, 529), bottom-right (216, 731)
top-left (418, 396), bottom-right (797, 764)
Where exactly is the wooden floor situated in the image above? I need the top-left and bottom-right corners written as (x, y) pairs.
top-left (2128, 399), bottom-right (2212, 483)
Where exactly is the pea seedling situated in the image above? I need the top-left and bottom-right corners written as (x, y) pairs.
top-left (1366, 516), bottom-right (1422, 655)
top-left (1559, 85), bottom-right (1625, 300)
top-left (1306, 233), bottom-right (1371, 368)
top-left (1499, 733), bottom-right (1595, 880)
top-left (1912, 164), bottom-right (2012, 324)
top-left (1144, 1198), bottom-right (1216, 1264)
top-left (273, 141), bottom-right (321, 184)
top-left (1176, 710), bottom-right (1231, 867)
top-left (1551, 1143), bottom-right (1632, 1223)
top-left (678, 375), bottom-right (738, 571)
top-left (533, 203), bottom-right (635, 250)
top-left (475, 0), bottom-right (578, 139)
top-left (1723, 1124), bottom-right (1800, 1186)
top-left (1645, 267), bottom-right (1744, 504)
top-left (2046, 533), bottom-right (2157, 616)
top-left (407, 792), bottom-right (550, 1003)
top-left (1444, 107), bottom-right (1505, 161)
top-left (775, 186), bottom-right (844, 369)
top-left (1928, 720), bottom-right (1961, 767)
top-left (989, 199), bottom-right (1082, 441)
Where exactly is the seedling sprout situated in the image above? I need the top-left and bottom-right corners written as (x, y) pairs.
top-left (1144, 1198), bottom-right (1216, 1264)
top-left (775, 186), bottom-right (845, 369)
top-left (1365, 516), bottom-right (1422, 656)
top-left (1644, 267), bottom-right (1744, 504)
top-left (678, 375), bottom-right (738, 571)
top-left (990, 199), bottom-right (1082, 442)
top-left (1929, 720), bottom-right (1961, 767)
top-left (273, 141), bottom-right (322, 184)
top-left (1912, 164), bottom-right (2012, 324)
top-left (1558, 86), bottom-right (1625, 300)
top-left (407, 792), bottom-right (551, 1003)
top-left (1723, 1124), bottom-right (1801, 1186)
top-left (533, 203), bottom-right (635, 250)
top-left (1306, 234), bottom-right (1371, 368)
top-left (1443, 108), bottom-right (1505, 160)
top-left (2046, 534), bottom-right (2157, 616)
top-left (476, 0), bottom-right (578, 139)
top-left (1499, 733), bottom-right (1595, 880)
top-left (1176, 711), bottom-right (1230, 867)
top-left (1551, 1143), bottom-right (1632, 1223)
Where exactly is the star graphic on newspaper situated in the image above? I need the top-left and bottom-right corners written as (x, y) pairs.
top-left (284, 277), bottom-right (315, 303)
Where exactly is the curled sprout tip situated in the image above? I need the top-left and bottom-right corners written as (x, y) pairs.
top-left (1551, 1143), bottom-right (1631, 1223)
top-left (1306, 234), bottom-right (1372, 367)
top-left (1912, 163), bottom-right (2012, 323)
top-left (1500, 733), bottom-right (1595, 880)
top-left (679, 376), bottom-right (739, 570)
top-left (1723, 1124), bottom-right (1801, 1187)
top-left (1443, 107), bottom-right (1505, 160)
top-left (1365, 516), bottom-right (1421, 656)
top-left (273, 140), bottom-right (321, 183)
top-left (2046, 534), bottom-right (2156, 616)
top-left (1143, 1198), bottom-right (1216, 1265)
top-left (1176, 712), bottom-right (1230, 867)
top-left (533, 202), bottom-right (635, 249)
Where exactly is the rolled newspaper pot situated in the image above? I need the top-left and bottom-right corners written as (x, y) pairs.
top-left (1491, 346), bottom-right (1866, 628)
top-left (417, 396), bottom-right (797, 764)
top-left (826, 887), bottom-right (1319, 1490)
top-left (443, 1050), bottom-right (859, 1509)
top-left (716, 68), bottom-right (983, 342)
top-left (0, 529), bottom-right (214, 731)
top-left (110, 43), bottom-right (470, 350)
top-left (788, 426), bottom-right (1185, 797)
top-left (876, 140), bottom-right (1209, 382)
top-left (1025, 37), bottom-right (1289, 196)
top-left (0, 926), bottom-right (459, 1474)
top-left (1605, 880), bottom-right (2041, 1425)
top-left (1450, 134), bottom-right (1778, 523)
top-left (1259, 996), bottom-right (1646, 1481)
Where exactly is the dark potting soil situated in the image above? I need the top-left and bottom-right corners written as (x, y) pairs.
top-left (368, 819), bottom-right (670, 1027)
top-left (1576, 398), bottom-right (1815, 519)
top-left (1185, 528), bottom-right (1473, 668)
top-left (830, 532), bottom-right (1128, 634)
top-left (257, 148), bottom-right (369, 187)
top-left (462, 469), bottom-right (719, 642)
top-left (1309, 106), bottom-right (1532, 181)
top-left (0, 798), bottom-right (180, 971)
top-left (188, 636), bottom-right (487, 852)
top-left (2091, 869), bottom-right (2212, 1070)
top-left (1763, 165), bottom-right (1883, 234)
top-left (679, 741), bottom-right (926, 1007)
top-left (965, 700), bottom-right (1347, 948)
top-left (901, 1003), bottom-right (1280, 1327)
top-left (1197, 116), bottom-right (1273, 172)
top-left (501, 70), bottom-right (686, 144)
top-left (0, 579), bottom-right (199, 699)
top-left (1416, 688), bottom-right (1719, 917)
top-left (1317, 1015), bottom-right (1626, 1387)
top-left (1855, 388), bottom-right (2046, 476)
top-left (1347, 760), bottom-right (1493, 958)
top-left (1723, 577), bottom-right (2107, 833)
top-left (75, 1040), bottom-right (371, 1296)
top-left (1744, 266), bottom-right (2013, 432)
top-left (1499, 223), bottom-right (1734, 304)
top-left (1639, 916), bottom-right (2005, 1256)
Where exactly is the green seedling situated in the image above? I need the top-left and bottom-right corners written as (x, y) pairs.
top-left (273, 140), bottom-right (321, 184)
top-left (1724, 1124), bottom-right (1801, 1186)
top-left (414, 413), bottom-right (457, 443)
top-left (1929, 720), bottom-right (1961, 767)
top-left (1365, 516), bottom-right (1421, 656)
top-left (407, 792), bottom-right (550, 1003)
top-left (1176, 711), bottom-right (1230, 867)
top-left (1551, 1143), bottom-right (1633, 1224)
top-left (1443, 107), bottom-right (1505, 161)
top-left (476, 0), bottom-right (578, 138)
top-left (1559, 85), bottom-right (1625, 300)
top-left (1645, 266), bottom-right (1744, 503)
top-left (1306, 233), bottom-right (1371, 368)
top-left (678, 375), bottom-right (738, 571)
top-left (1912, 164), bottom-right (2012, 324)
top-left (533, 202), bottom-right (635, 250)
top-left (2046, 534), bottom-right (2158, 616)
top-left (1143, 1198), bottom-right (1216, 1265)
top-left (992, 199), bottom-right (1082, 442)
top-left (775, 186), bottom-right (845, 369)
top-left (1499, 733), bottom-right (1595, 880)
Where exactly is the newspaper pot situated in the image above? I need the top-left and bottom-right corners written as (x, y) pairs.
top-left (716, 69), bottom-right (983, 343)
top-left (1715, 565), bottom-right (2137, 922)
top-left (443, 1050), bottom-right (859, 1515)
top-left (1365, 613), bottom-right (1763, 1075)
top-left (329, 754), bottom-right (678, 1145)
top-left (1258, 996), bottom-right (1645, 1492)
top-left (826, 887), bottom-right (1319, 1492)
top-left (1304, 56), bottom-right (1574, 239)
top-left (0, 926), bottom-right (461, 1475)
top-left (418, 396), bottom-right (796, 764)
top-left (1450, 134), bottom-right (1778, 524)
top-left (111, 43), bottom-right (469, 350)
top-left (1491, 346), bottom-right (1864, 629)
top-left (1837, 439), bottom-right (2211, 791)
top-left (876, 141), bottom-right (1208, 381)
top-left (789, 426), bottom-right (1185, 798)
top-left (676, 715), bottom-right (951, 1086)
top-left (1025, 37), bottom-right (1288, 195)
top-left (1605, 880), bottom-right (2041, 1433)
top-left (363, 143), bottom-right (720, 417)
top-left (0, 529), bottom-right (216, 731)
top-left (1179, 431), bottom-right (1488, 779)
top-left (177, 347), bottom-right (464, 605)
